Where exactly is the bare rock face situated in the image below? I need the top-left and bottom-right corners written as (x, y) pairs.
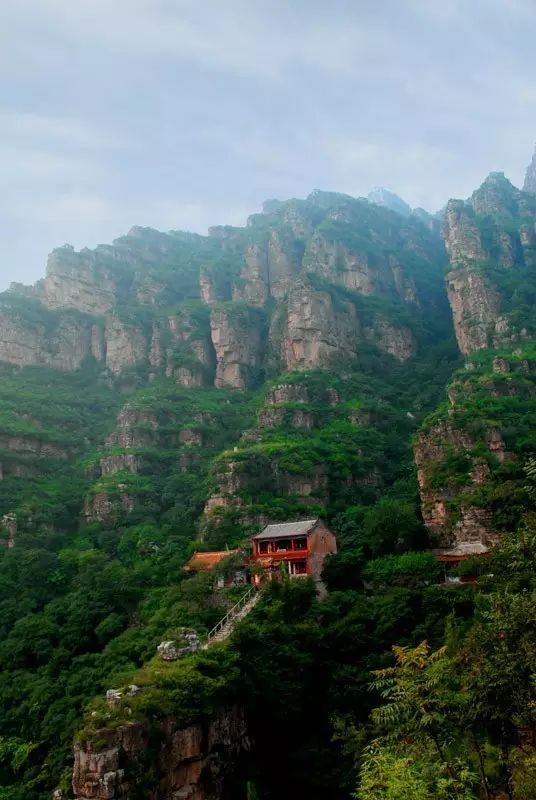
top-left (73, 708), bottom-right (249, 800)
top-left (267, 231), bottom-right (300, 298)
top-left (210, 307), bottom-right (264, 390)
top-left (0, 434), bottom-right (69, 460)
top-left (258, 407), bottom-right (314, 430)
top-left (445, 268), bottom-right (504, 355)
top-left (265, 384), bottom-right (310, 405)
top-left (232, 244), bottom-right (270, 306)
top-left (0, 309), bottom-right (104, 371)
top-left (99, 454), bottom-right (143, 476)
top-left (165, 312), bottom-right (216, 387)
top-left (365, 319), bottom-right (416, 361)
top-left (414, 417), bottom-right (503, 549)
top-left (157, 630), bottom-right (201, 660)
top-left (106, 408), bottom-right (159, 449)
top-left (443, 176), bottom-right (536, 356)
top-left (443, 200), bottom-right (487, 268)
top-left (280, 283), bottom-right (359, 371)
top-left (84, 491), bottom-right (137, 525)
top-left (105, 317), bottom-right (147, 374)
top-left (524, 147), bottom-right (536, 195)
top-left (0, 513), bottom-right (16, 548)
top-left (44, 246), bottom-right (119, 314)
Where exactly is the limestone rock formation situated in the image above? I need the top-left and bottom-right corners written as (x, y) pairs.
top-left (44, 245), bottom-right (120, 314)
top-left (413, 350), bottom-right (535, 551)
top-left (280, 283), bottom-right (359, 371)
top-left (443, 200), bottom-right (487, 268)
top-left (72, 707), bottom-right (249, 799)
top-left (445, 268), bottom-right (504, 355)
top-left (524, 146), bottom-right (536, 194)
top-left (0, 306), bottom-right (104, 370)
top-left (367, 186), bottom-right (412, 217)
top-left (105, 317), bottom-right (147, 374)
top-left (365, 318), bottom-right (416, 362)
top-left (443, 179), bottom-right (536, 355)
top-left (232, 244), bottom-right (270, 306)
top-left (210, 306), bottom-right (264, 389)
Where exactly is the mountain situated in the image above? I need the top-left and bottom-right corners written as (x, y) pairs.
top-left (1, 157), bottom-right (536, 799)
top-left (523, 145), bottom-right (536, 194)
top-left (367, 186), bottom-right (412, 217)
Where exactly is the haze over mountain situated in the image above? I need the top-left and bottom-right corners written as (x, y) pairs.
top-left (0, 143), bottom-right (536, 798)
top-left (2, 0), bottom-right (536, 289)
top-left (3, 3), bottom-right (536, 798)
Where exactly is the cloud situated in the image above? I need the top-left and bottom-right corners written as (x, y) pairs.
top-left (1, 0), bottom-right (536, 291)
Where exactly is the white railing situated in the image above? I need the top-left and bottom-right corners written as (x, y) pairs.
top-left (207, 586), bottom-right (257, 642)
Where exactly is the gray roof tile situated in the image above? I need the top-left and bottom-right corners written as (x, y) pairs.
top-left (252, 518), bottom-right (319, 540)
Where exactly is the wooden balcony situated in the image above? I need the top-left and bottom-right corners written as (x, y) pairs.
top-left (252, 547), bottom-right (309, 561)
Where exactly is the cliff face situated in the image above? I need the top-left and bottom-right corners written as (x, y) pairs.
top-left (200, 371), bottom-right (412, 546)
top-left (210, 307), bottom-right (265, 390)
top-left (3, 190), bottom-right (449, 383)
top-left (0, 185), bottom-right (458, 799)
top-left (0, 302), bottom-right (104, 370)
top-left (412, 169), bottom-right (536, 553)
top-left (414, 348), bottom-right (536, 550)
top-left (443, 173), bottom-right (536, 355)
top-left (280, 283), bottom-right (360, 371)
top-left (72, 707), bottom-right (249, 800)
top-left (523, 147), bottom-right (536, 194)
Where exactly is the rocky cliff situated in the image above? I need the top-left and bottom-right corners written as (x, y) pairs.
top-left (412, 167), bottom-right (536, 554)
top-left (73, 707), bottom-right (249, 799)
top-left (415, 337), bottom-right (536, 550)
top-left (523, 146), bottom-right (536, 194)
top-left (0, 178), bottom-right (519, 800)
top-left (443, 173), bottom-right (536, 355)
top-left (3, 190), bottom-right (449, 383)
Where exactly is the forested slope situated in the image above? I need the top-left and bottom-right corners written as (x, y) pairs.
top-left (0, 159), bottom-right (535, 799)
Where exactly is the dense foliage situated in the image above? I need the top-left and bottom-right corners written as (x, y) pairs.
top-left (0, 178), bottom-right (535, 800)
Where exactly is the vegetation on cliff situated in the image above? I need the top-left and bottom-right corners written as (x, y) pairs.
top-left (1, 167), bottom-right (536, 799)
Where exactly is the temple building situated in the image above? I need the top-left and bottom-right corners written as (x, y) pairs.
top-left (250, 518), bottom-right (337, 591)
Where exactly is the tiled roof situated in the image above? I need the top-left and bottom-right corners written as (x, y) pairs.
top-left (184, 550), bottom-right (239, 570)
top-left (436, 541), bottom-right (489, 559)
top-left (252, 519), bottom-right (319, 540)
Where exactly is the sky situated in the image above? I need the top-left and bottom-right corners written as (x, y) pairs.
top-left (1, 0), bottom-right (536, 290)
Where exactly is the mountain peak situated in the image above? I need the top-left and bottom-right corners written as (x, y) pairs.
top-left (367, 187), bottom-right (412, 217)
top-left (523, 146), bottom-right (536, 195)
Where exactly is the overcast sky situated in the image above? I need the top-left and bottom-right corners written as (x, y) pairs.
top-left (1, 0), bottom-right (536, 290)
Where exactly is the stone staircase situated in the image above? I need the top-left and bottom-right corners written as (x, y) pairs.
top-left (205, 586), bottom-right (261, 646)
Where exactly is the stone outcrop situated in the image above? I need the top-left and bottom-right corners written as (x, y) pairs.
top-left (414, 418), bottom-right (500, 549)
top-left (445, 268), bottom-right (505, 355)
top-left (524, 147), bottom-right (536, 194)
top-left (210, 307), bottom-right (264, 389)
top-left (443, 200), bottom-right (487, 268)
top-left (367, 187), bottom-right (412, 217)
top-left (84, 491), bottom-right (137, 525)
top-left (0, 513), bottom-right (16, 548)
top-left (157, 630), bottom-right (201, 660)
top-left (106, 408), bottom-right (159, 449)
top-left (443, 176), bottom-right (536, 356)
top-left (0, 307), bottom-right (104, 370)
top-left (280, 283), bottom-right (359, 371)
top-left (44, 246), bottom-right (120, 314)
top-left (73, 707), bottom-right (249, 799)
top-left (99, 454), bottom-right (143, 476)
top-left (105, 317), bottom-right (147, 374)
top-left (232, 244), bottom-right (270, 306)
top-left (0, 434), bottom-right (69, 460)
top-left (303, 235), bottom-right (417, 303)
top-left (365, 319), bottom-right (416, 361)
